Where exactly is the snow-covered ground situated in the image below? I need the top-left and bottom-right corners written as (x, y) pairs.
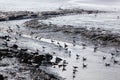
top-left (40, 38), bottom-right (120, 80)
top-left (42, 13), bottom-right (120, 31)
top-left (0, 0), bottom-right (120, 11)
top-left (0, 0), bottom-right (120, 80)
top-left (0, 0), bottom-right (66, 11)
top-left (1, 26), bottom-right (120, 80)
top-left (1, 19), bottom-right (120, 80)
top-left (1, 30), bottom-right (120, 80)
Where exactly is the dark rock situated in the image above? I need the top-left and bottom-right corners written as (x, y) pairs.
top-left (12, 44), bottom-right (18, 49)
top-left (0, 74), bottom-right (4, 80)
top-left (55, 57), bottom-right (62, 64)
top-left (105, 63), bottom-right (111, 67)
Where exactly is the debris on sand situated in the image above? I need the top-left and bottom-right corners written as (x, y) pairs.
top-left (0, 11), bottom-right (39, 21)
top-left (23, 19), bottom-right (120, 47)
top-left (0, 35), bottom-right (62, 80)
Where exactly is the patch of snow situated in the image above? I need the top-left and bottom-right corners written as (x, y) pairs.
top-left (37, 38), bottom-right (120, 80)
top-left (0, 0), bottom-right (67, 12)
top-left (0, 0), bottom-right (120, 11)
top-left (42, 13), bottom-right (120, 31)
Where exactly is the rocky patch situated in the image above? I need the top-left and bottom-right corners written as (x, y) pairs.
top-left (23, 20), bottom-right (120, 47)
top-left (0, 11), bottom-right (39, 21)
top-left (0, 9), bottom-right (107, 22)
top-left (0, 35), bottom-right (62, 80)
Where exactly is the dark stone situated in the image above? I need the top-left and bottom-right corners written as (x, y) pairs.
top-left (21, 48), bottom-right (28, 52)
top-left (0, 74), bottom-right (4, 80)
top-left (33, 55), bottom-right (45, 65)
top-left (12, 44), bottom-right (18, 49)
top-left (55, 57), bottom-right (62, 64)
top-left (45, 54), bottom-right (53, 62)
